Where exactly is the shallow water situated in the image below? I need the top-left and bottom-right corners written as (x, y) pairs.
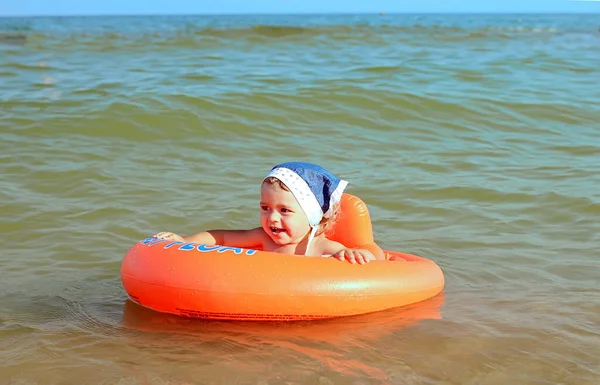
top-left (1, 13), bottom-right (600, 385)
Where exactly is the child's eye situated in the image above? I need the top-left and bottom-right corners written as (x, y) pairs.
top-left (281, 208), bottom-right (292, 213)
top-left (260, 205), bottom-right (269, 211)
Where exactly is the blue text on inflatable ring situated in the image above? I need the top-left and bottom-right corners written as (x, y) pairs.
top-left (140, 237), bottom-right (164, 247)
top-left (140, 238), bottom-right (257, 255)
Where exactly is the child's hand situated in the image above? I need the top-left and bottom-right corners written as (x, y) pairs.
top-left (331, 248), bottom-right (375, 265)
top-left (153, 232), bottom-right (185, 242)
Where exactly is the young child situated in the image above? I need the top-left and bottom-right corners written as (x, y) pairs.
top-left (154, 161), bottom-right (375, 265)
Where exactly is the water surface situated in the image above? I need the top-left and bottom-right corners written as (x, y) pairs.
top-left (1, 13), bottom-right (600, 385)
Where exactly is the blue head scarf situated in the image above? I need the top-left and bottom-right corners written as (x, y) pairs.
top-left (263, 161), bottom-right (348, 227)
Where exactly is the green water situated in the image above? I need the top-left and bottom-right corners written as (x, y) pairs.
top-left (1, 13), bottom-right (599, 385)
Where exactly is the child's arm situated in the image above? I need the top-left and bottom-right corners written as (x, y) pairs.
top-left (153, 227), bottom-right (265, 249)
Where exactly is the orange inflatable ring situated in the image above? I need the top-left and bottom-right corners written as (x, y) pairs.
top-left (121, 194), bottom-right (445, 321)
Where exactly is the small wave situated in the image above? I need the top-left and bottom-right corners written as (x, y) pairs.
top-left (0, 32), bottom-right (27, 45)
top-left (179, 73), bottom-right (215, 81)
top-left (3, 61), bottom-right (61, 71)
top-left (352, 65), bottom-right (408, 74)
top-left (250, 25), bottom-right (309, 37)
top-left (10, 23), bottom-right (584, 52)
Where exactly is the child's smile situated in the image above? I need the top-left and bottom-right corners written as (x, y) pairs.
top-left (260, 181), bottom-right (310, 246)
top-left (269, 226), bottom-right (286, 234)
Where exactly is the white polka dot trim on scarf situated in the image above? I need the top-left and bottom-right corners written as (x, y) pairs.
top-left (326, 179), bottom-right (348, 218)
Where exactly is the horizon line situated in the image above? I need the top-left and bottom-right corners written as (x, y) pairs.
top-left (2, 10), bottom-right (600, 18)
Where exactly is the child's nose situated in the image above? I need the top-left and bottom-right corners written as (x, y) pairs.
top-left (268, 211), bottom-right (280, 222)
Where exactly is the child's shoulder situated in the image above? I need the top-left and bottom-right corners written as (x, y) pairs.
top-left (246, 227), bottom-right (271, 243)
top-left (311, 236), bottom-right (345, 256)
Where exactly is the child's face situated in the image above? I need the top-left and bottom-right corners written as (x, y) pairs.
top-left (259, 181), bottom-right (310, 246)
